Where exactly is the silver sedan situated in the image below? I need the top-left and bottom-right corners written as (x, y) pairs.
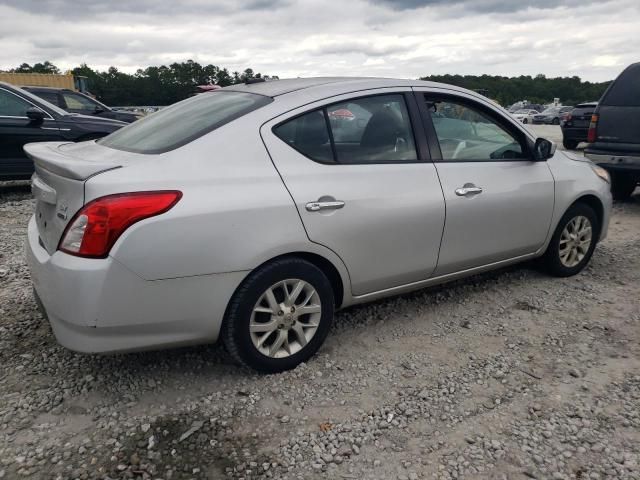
top-left (25, 77), bottom-right (612, 372)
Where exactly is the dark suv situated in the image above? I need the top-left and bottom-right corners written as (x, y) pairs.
top-left (586, 62), bottom-right (640, 201)
top-left (560, 102), bottom-right (597, 150)
top-left (23, 86), bottom-right (140, 123)
top-left (0, 82), bottom-right (126, 180)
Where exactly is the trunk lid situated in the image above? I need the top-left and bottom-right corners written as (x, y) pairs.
top-left (25, 141), bottom-right (123, 254)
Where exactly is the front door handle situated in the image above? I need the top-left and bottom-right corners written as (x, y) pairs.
top-left (305, 200), bottom-right (345, 212)
top-left (455, 185), bottom-right (483, 196)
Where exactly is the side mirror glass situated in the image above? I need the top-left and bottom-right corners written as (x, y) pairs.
top-left (26, 106), bottom-right (45, 124)
top-left (533, 137), bottom-right (556, 161)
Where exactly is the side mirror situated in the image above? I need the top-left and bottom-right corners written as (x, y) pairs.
top-left (533, 137), bottom-right (556, 161)
top-left (26, 107), bottom-right (45, 124)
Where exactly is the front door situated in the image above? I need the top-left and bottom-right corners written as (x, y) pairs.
top-left (262, 90), bottom-right (446, 296)
top-left (414, 91), bottom-right (555, 276)
top-left (0, 87), bottom-right (61, 179)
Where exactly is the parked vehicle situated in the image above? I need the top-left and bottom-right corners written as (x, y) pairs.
top-left (507, 102), bottom-right (543, 113)
top-left (532, 106), bottom-right (573, 125)
top-left (0, 82), bottom-right (126, 180)
top-left (26, 77), bottom-right (612, 372)
top-left (23, 87), bottom-right (140, 123)
top-left (586, 62), bottom-right (640, 201)
top-left (560, 102), bottom-right (597, 150)
top-left (511, 109), bottom-right (539, 124)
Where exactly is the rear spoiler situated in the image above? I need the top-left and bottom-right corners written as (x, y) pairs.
top-left (24, 142), bottom-right (121, 181)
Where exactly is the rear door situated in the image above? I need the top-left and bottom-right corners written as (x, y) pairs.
top-left (0, 87), bottom-right (62, 179)
top-left (596, 63), bottom-right (640, 153)
top-left (414, 89), bottom-right (555, 275)
top-left (262, 89), bottom-right (446, 296)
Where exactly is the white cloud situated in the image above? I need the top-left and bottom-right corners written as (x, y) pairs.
top-left (0, 0), bottom-right (638, 81)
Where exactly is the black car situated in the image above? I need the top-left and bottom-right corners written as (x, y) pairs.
top-left (560, 102), bottom-right (598, 150)
top-left (586, 62), bottom-right (640, 201)
top-left (23, 86), bottom-right (140, 123)
top-left (532, 106), bottom-right (574, 125)
top-left (0, 82), bottom-right (126, 180)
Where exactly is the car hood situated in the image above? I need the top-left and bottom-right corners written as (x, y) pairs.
top-left (57, 113), bottom-right (127, 128)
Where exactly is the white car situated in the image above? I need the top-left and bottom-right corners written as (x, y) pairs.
top-left (26, 77), bottom-right (612, 373)
top-left (512, 109), bottom-right (539, 124)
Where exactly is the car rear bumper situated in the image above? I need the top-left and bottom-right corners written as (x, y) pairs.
top-left (26, 215), bottom-right (247, 354)
top-left (561, 127), bottom-right (588, 141)
top-left (585, 151), bottom-right (640, 174)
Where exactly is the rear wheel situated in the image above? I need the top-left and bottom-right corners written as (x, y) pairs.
top-left (541, 203), bottom-right (599, 277)
top-left (552, 118), bottom-right (560, 125)
top-left (562, 139), bottom-right (578, 150)
top-left (222, 258), bottom-right (334, 373)
top-left (611, 174), bottom-right (637, 201)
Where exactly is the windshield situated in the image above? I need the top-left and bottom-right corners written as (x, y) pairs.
top-left (99, 91), bottom-right (272, 154)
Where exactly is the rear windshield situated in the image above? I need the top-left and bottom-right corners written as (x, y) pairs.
top-left (602, 63), bottom-right (640, 107)
top-left (99, 91), bottom-right (272, 154)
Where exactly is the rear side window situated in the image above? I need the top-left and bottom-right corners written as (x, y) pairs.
top-left (99, 91), bottom-right (273, 154)
top-left (35, 91), bottom-right (60, 106)
top-left (273, 110), bottom-right (334, 163)
top-left (274, 93), bottom-right (418, 164)
top-left (602, 63), bottom-right (640, 106)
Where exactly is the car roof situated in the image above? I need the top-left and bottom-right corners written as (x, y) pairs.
top-left (22, 86), bottom-right (72, 92)
top-left (224, 77), bottom-right (461, 98)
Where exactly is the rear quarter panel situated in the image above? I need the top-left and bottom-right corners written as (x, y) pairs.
top-left (85, 121), bottom-right (352, 293)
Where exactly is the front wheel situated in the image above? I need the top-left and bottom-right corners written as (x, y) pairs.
top-left (522, 118), bottom-right (528, 124)
top-left (541, 203), bottom-right (599, 277)
top-left (552, 118), bottom-right (560, 125)
top-left (222, 258), bottom-right (334, 373)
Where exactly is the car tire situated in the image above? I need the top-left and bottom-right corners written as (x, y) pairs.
top-left (523, 119), bottom-right (528, 124)
top-left (222, 257), bottom-right (334, 373)
top-left (610, 174), bottom-right (637, 201)
top-left (541, 203), bottom-right (599, 277)
top-left (562, 139), bottom-right (579, 150)
top-left (552, 118), bottom-right (560, 125)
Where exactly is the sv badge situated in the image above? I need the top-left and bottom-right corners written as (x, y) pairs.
top-left (56, 201), bottom-right (68, 220)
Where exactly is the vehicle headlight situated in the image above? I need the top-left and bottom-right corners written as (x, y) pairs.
top-left (591, 165), bottom-right (610, 184)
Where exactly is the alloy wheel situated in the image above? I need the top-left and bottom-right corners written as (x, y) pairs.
top-left (249, 279), bottom-right (322, 358)
top-left (559, 215), bottom-right (592, 267)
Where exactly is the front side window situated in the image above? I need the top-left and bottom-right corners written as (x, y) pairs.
top-left (63, 92), bottom-right (97, 110)
top-left (274, 94), bottom-right (418, 164)
top-left (100, 91), bottom-right (273, 154)
top-left (426, 98), bottom-right (526, 161)
top-left (0, 89), bottom-right (31, 117)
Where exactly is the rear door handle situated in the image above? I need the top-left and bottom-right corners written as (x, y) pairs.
top-left (455, 185), bottom-right (483, 196)
top-left (305, 200), bottom-right (345, 212)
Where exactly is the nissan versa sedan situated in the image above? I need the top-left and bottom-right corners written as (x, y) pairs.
top-left (26, 77), bottom-right (612, 373)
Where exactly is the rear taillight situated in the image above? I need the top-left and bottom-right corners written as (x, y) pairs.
top-left (587, 114), bottom-right (599, 143)
top-left (58, 191), bottom-right (182, 258)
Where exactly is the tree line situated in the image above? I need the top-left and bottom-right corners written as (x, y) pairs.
top-left (420, 74), bottom-right (611, 107)
top-left (3, 61), bottom-right (612, 107)
top-left (4, 60), bottom-right (276, 106)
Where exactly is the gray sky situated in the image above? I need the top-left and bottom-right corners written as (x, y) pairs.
top-left (0, 0), bottom-right (638, 81)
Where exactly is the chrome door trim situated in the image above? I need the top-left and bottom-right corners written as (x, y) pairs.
top-left (348, 251), bottom-right (540, 305)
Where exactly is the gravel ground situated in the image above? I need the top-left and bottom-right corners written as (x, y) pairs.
top-left (1, 173), bottom-right (639, 480)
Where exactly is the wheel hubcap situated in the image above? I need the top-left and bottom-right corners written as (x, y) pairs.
top-left (559, 215), bottom-right (592, 267)
top-left (250, 279), bottom-right (322, 358)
